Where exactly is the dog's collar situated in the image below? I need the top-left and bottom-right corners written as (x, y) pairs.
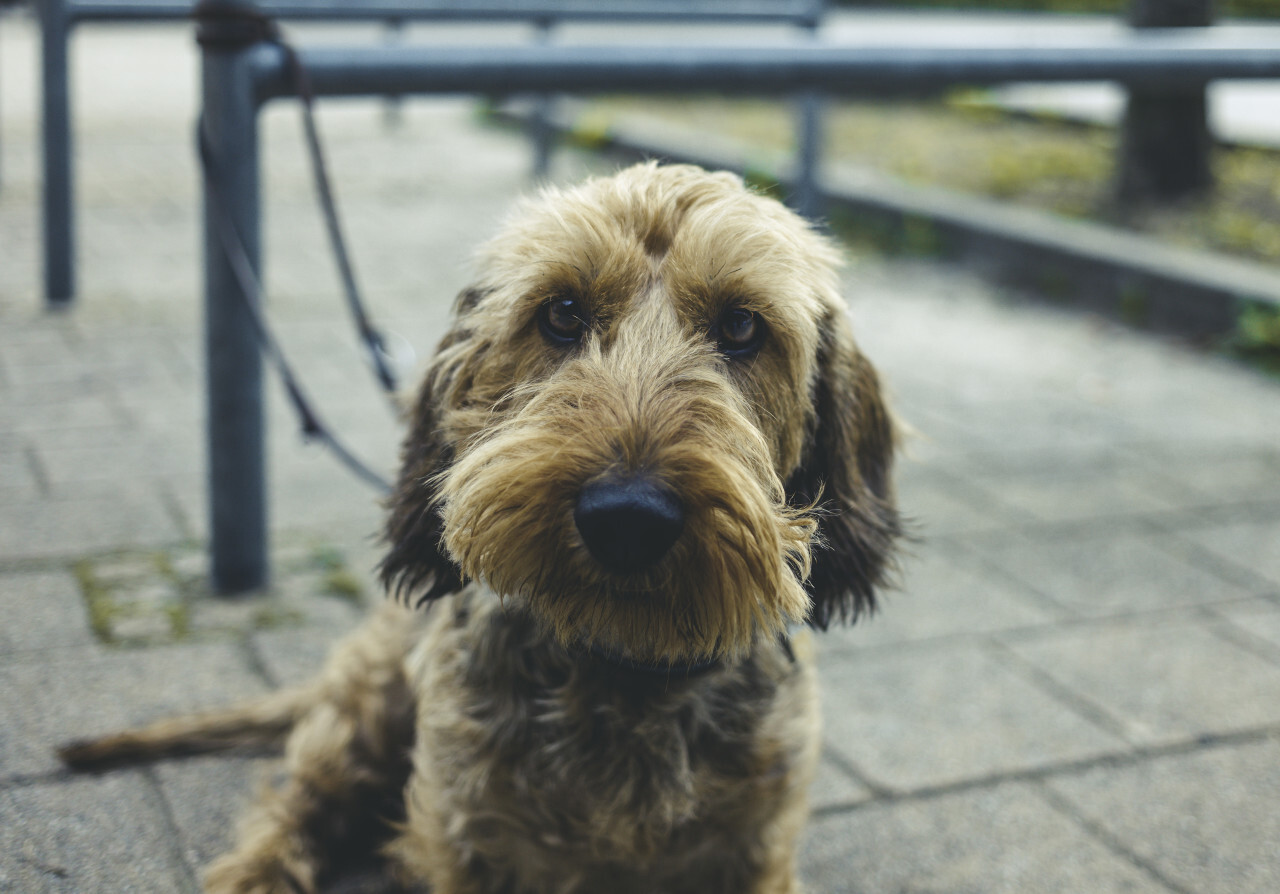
top-left (578, 631), bottom-right (797, 680)
top-left (579, 643), bottom-right (724, 680)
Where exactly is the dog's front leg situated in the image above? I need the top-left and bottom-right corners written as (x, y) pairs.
top-left (203, 603), bottom-right (421, 894)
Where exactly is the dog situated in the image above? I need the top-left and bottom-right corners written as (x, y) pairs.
top-left (60, 162), bottom-right (901, 894)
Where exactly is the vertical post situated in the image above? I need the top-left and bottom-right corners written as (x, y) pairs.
top-left (529, 16), bottom-right (554, 180)
top-left (198, 1), bottom-right (268, 593)
top-left (1116, 0), bottom-right (1215, 203)
top-left (792, 92), bottom-right (822, 222)
top-left (1, 10), bottom-right (5, 193)
top-left (791, 1), bottom-right (825, 222)
top-left (40, 0), bottom-right (74, 305)
top-left (381, 16), bottom-right (405, 129)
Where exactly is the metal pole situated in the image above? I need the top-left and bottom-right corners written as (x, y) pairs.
top-left (792, 92), bottom-right (821, 221)
top-left (1117, 0), bottom-right (1215, 203)
top-left (199, 0), bottom-right (268, 593)
top-left (40, 0), bottom-right (75, 305)
top-left (381, 15), bottom-right (406, 128)
top-left (529, 16), bottom-right (554, 180)
top-left (791, 7), bottom-right (823, 221)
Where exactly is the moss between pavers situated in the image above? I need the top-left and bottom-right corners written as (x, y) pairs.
top-left (71, 541), bottom-right (369, 648)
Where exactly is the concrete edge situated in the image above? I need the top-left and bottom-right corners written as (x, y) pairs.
top-left (501, 100), bottom-right (1280, 341)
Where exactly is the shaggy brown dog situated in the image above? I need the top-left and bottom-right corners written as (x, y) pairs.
top-left (60, 162), bottom-right (900, 894)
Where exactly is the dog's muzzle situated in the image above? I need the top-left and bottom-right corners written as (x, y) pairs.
top-left (574, 475), bottom-right (684, 574)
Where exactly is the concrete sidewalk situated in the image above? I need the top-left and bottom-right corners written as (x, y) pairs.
top-left (2, 14), bottom-right (1280, 894)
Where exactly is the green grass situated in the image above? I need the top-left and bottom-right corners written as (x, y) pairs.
top-left (583, 95), bottom-right (1280, 264)
top-left (574, 94), bottom-right (1280, 370)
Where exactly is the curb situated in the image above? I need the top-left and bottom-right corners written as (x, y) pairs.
top-left (504, 101), bottom-right (1280, 342)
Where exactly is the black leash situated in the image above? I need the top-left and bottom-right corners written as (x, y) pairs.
top-left (276, 39), bottom-right (403, 404)
top-left (194, 2), bottom-right (401, 494)
top-left (198, 120), bottom-right (393, 495)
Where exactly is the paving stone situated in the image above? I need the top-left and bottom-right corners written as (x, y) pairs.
top-left (965, 461), bottom-right (1196, 524)
top-left (0, 569), bottom-right (96, 655)
top-left (800, 782), bottom-right (1168, 894)
top-left (962, 527), bottom-right (1255, 617)
top-left (810, 752), bottom-right (875, 812)
top-left (0, 642), bottom-right (265, 778)
top-left (2, 395), bottom-right (128, 436)
top-left (1175, 517), bottom-right (1280, 590)
top-left (1003, 616), bottom-right (1280, 746)
top-left (34, 438), bottom-right (200, 488)
top-left (0, 328), bottom-right (79, 378)
top-left (818, 644), bottom-right (1123, 792)
top-left (155, 755), bottom-right (279, 873)
top-left (0, 441), bottom-right (39, 496)
top-left (0, 491), bottom-right (182, 562)
top-left (892, 463), bottom-right (1020, 537)
top-left (821, 548), bottom-right (1062, 651)
top-left (253, 623), bottom-right (354, 689)
top-left (936, 400), bottom-right (1140, 464)
top-left (1131, 447), bottom-right (1280, 506)
top-left (1046, 739), bottom-right (1280, 894)
top-left (1213, 599), bottom-right (1280, 657)
top-left (0, 772), bottom-right (194, 894)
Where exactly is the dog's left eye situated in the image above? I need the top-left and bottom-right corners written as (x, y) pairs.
top-left (715, 308), bottom-right (764, 356)
top-left (539, 298), bottom-right (589, 345)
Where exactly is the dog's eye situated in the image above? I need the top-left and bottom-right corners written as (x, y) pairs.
top-left (539, 298), bottom-right (589, 345)
top-left (715, 308), bottom-right (764, 357)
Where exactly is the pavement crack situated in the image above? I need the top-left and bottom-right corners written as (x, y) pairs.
top-left (811, 724), bottom-right (1280, 819)
top-left (23, 442), bottom-right (52, 497)
top-left (140, 767), bottom-right (203, 894)
top-left (1034, 780), bottom-right (1194, 894)
top-left (820, 743), bottom-right (894, 801)
top-left (984, 637), bottom-right (1133, 742)
top-left (16, 849), bottom-right (71, 879)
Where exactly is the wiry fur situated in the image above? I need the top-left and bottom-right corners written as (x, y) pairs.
top-left (59, 163), bottom-right (900, 893)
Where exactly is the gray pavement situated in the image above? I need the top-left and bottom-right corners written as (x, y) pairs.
top-left (3, 13), bottom-right (1280, 894)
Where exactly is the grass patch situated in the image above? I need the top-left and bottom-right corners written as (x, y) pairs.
top-left (73, 559), bottom-right (119, 645)
top-left (1229, 300), bottom-right (1280, 374)
top-left (581, 95), bottom-right (1280, 266)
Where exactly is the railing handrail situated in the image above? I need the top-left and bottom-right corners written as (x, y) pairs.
top-left (66, 0), bottom-right (824, 25)
top-left (246, 36), bottom-right (1280, 104)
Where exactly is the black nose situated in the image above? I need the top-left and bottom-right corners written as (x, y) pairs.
top-left (574, 476), bottom-right (684, 574)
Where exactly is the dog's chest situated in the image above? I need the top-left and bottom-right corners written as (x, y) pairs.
top-left (406, 592), bottom-right (809, 888)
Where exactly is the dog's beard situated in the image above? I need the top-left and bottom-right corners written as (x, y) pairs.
top-left (436, 359), bottom-right (814, 664)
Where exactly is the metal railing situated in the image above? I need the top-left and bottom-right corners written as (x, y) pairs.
top-left (36, 0), bottom-right (824, 305)
top-left (194, 0), bottom-right (1280, 593)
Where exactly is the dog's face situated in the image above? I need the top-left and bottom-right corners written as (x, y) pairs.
top-left (382, 163), bottom-right (898, 664)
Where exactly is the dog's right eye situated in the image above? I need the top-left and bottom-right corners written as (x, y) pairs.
top-left (539, 298), bottom-right (589, 345)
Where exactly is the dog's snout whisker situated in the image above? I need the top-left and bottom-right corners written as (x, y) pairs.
top-left (574, 475), bottom-right (685, 574)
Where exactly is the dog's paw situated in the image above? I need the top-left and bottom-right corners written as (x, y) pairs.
top-left (203, 852), bottom-right (316, 894)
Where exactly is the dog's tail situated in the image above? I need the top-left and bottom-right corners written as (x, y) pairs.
top-left (57, 684), bottom-right (321, 771)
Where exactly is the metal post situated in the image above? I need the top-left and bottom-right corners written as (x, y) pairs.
top-left (381, 16), bottom-right (406, 128)
top-left (199, 1), bottom-right (268, 593)
top-left (529, 16), bottom-right (554, 180)
top-left (40, 0), bottom-right (74, 305)
top-left (789, 0), bottom-right (824, 221)
top-left (1117, 0), bottom-right (1215, 203)
top-left (791, 92), bottom-right (822, 222)
top-left (1, 10), bottom-right (5, 193)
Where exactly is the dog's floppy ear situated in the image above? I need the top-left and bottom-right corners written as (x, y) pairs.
top-left (787, 306), bottom-right (900, 629)
top-left (379, 289), bottom-right (489, 606)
